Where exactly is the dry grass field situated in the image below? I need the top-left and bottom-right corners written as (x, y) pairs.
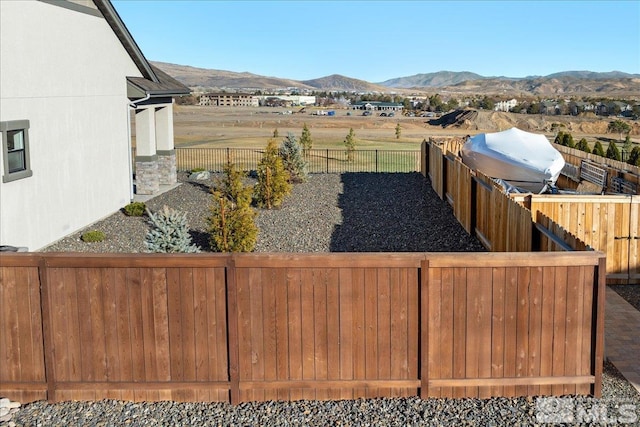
top-left (170, 105), bottom-right (639, 151)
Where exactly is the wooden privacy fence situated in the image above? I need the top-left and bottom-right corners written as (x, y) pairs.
top-left (422, 139), bottom-right (640, 283)
top-left (425, 140), bottom-right (551, 253)
top-left (1, 251), bottom-right (605, 404)
top-left (512, 194), bottom-right (639, 285)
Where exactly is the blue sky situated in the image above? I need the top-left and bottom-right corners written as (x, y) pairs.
top-left (112, 1), bottom-right (640, 83)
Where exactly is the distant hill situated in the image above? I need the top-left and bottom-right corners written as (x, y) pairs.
top-left (302, 74), bottom-right (389, 92)
top-left (151, 62), bottom-right (640, 96)
top-left (378, 71), bottom-right (486, 88)
top-left (151, 61), bottom-right (316, 91)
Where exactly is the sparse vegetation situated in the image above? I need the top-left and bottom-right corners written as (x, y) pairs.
top-left (395, 123), bottom-right (401, 139)
top-left (344, 128), bottom-right (356, 161)
top-left (81, 230), bottom-right (105, 243)
top-left (608, 119), bottom-right (631, 141)
top-left (300, 123), bottom-right (313, 155)
top-left (123, 201), bottom-right (146, 217)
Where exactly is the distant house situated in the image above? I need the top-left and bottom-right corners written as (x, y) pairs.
top-left (199, 93), bottom-right (259, 107)
top-left (0, 0), bottom-right (189, 251)
top-left (494, 99), bottom-right (518, 112)
top-left (351, 101), bottom-right (404, 112)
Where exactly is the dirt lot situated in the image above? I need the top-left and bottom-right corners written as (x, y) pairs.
top-left (171, 105), bottom-right (639, 150)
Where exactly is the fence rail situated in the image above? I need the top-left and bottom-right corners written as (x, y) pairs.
top-left (0, 251), bottom-right (605, 404)
top-left (174, 148), bottom-right (420, 173)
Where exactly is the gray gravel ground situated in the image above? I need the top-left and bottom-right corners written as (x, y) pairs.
top-left (29, 172), bottom-right (640, 426)
top-left (10, 361), bottom-right (640, 426)
top-left (43, 172), bottom-right (486, 253)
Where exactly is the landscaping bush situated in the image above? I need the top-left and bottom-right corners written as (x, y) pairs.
top-left (208, 161), bottom-right (258, 252)
top-left (279, 132), bottom-right (308, 183)
top-left (145, 206), bottom-right (200, 253)
top-left (606, 141), bottom-right (622, 161)
top-left (123, 201), bottom-right (146, 217)
top-left (81, 230), bottom-right (105, 243)
top-left (254, 139), bottom-right (291, 209)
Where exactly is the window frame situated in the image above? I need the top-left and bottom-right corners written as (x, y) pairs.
top-left (1, 120), bottom-right (33, 183)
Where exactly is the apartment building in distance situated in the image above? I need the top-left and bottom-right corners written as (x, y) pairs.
top-left (199, 92), bottom-right (259, 107)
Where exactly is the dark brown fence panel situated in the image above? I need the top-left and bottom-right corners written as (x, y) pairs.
top-left (232, 254), bottom-right (422, 402)
top-left (0, 256), bottom-right (46, 402)
top-left (41, 254), bottom-right (230, 403)
top-left (424, 253), bottom-right (604, 399)
top-left (0, 251), bottom-right (605, 403)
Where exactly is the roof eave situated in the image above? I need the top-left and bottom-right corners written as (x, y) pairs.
top-left (93, 0), bottom-right (159, 83)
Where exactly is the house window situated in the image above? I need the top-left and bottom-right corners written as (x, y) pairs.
top-left (2, 120), bottom-right (32, 183)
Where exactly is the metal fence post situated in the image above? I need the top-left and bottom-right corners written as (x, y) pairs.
top-left (326, 149), bottom-right (329, 173)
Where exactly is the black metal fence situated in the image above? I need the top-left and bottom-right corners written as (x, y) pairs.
top-left (175, 148), bottom-right (421, 173)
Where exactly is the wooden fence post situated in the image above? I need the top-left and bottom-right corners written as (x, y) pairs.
top-left (420, 258), bottom-right (430, 399)
top-left (592, 256), bottom-right (606, 398)
top-left (226, 255), bottom-right (241, 404)
top-left (37, 256), bottom-right (56, 402)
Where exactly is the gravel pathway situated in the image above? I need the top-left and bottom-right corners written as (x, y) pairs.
top-left (27, 172), bottom-right (640, 426)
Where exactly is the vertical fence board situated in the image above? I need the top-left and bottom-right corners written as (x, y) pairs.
top-left (551, 267), bottom-right (568, 395)
top-left (338, 268), bottom-right (354, 400)
top-left (490, 267), bottom-right (505, 397)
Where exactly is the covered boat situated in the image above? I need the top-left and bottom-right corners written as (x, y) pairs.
top-left (460, 127), bottom-right (566, 193)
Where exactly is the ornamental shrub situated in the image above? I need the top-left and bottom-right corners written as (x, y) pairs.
top-left (592, 141), bottom-right (605, 157)
top-left (575, 138), bottom-right (590, 153)
top-left (606, 141), bottom-right (622, 161)
top-left (279, 132), bottom-right (308, 183)
top-left (145, 206), bottom-right (200, 253)
top-left (628, 146), bottom-right (640, 167)
top-left (300, 123), bottom-right (313, 155)
top-left (344, 128), bottom-right (356, 161)
top-left (254, 139), bottom-right (291, 209)
top-left (123, 201), bottom-right (146, 217)
top-left (81, 230), bottom-right (105, 243)
top-left (208, 161), bottom-right (258, 252)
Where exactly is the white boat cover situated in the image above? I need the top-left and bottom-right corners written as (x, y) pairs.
top-left (460, 127), bottom-right (565, 193)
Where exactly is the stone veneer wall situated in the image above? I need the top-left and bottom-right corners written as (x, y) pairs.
top-left (157, 150), bottom-right (177, 185)
top-left (135, 156), bottom-right (159, 195)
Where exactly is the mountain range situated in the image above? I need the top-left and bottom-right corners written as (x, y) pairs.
top-left (152, 61), bottom-right (640, 97)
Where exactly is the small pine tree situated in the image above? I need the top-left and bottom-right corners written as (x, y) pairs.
top-left (628, 146), bottom-right (640, 166)
top-left (592, 140), bottom-right (606, 157)
top-left (561, 132), bottom-right (575, 148)
top-left (623, 134), bottom-right (633, 159)
top-left (606, 141), bottom-right (622, 161)
top-left (344, 128), bottom-right (356, 162)
top-left (300, 123), bottom-right (313, 155)
top-left (273, 128), bottom-right (279, 138)
top-left (279, 132), bottom-right (308, 183)
top-left (208, 161), bottom-right (258, 252)
top-left (575, 138), bottom-right (590, 153)
top-left (395, 123), bottom-right (401, 139)
top-left (554, 131), bottom-right (564, 145)
top-left (254, 139), bottom-right (291, 209)
top-left (145, 206), bottom-right (200, 253)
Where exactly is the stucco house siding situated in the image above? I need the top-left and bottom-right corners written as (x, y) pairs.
top-left (0, 0), bottom-right (143, 250)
